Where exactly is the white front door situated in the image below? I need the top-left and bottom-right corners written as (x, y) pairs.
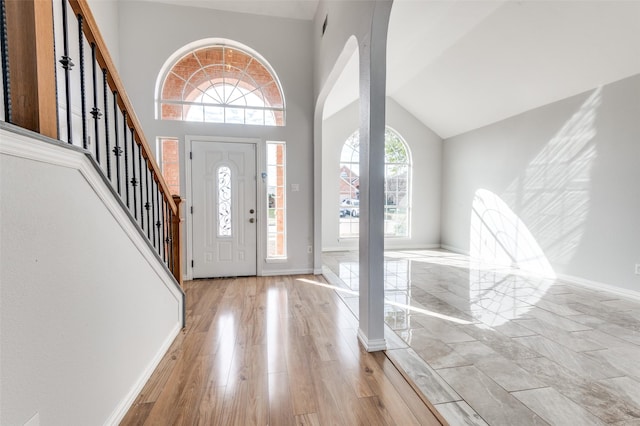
top-left (191, 141), bottom-right (257, 278)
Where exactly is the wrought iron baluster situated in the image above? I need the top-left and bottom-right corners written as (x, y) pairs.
top-left (130, 128), bottom-right (137, 219)
top-left (155, 186), bottom-right (161, 252)
top-left (103, 69), bottom-right (111, 179)
top-left (1, 0), bottom-right (11, 123)
top-left (157, 189), bottom-right (162, 253)
top-left (90, 43), bottom-right (101, 163)
top-left (112, 91), bottom-right (122, 194)
top-left (168, 207), bottom-right (174, 273)
top-left (152, 180), bottom-right (158, 248)
top-left (161, 197), bottom-right (167, 262)
top-left (123, 111), bottom-right (130, 207)
top-left (59, 0), bottom-right (74, 144)
top-left (145, 167), bottom-right (151, 240)
top-left (138, 146), bottom-right (144, 230)
top-left (77, 14), bottom-right (87, 149)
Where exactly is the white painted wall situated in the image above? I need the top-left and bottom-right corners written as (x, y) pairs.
top-left (442, 74), bottom-right (640, 292)
top-left (117, 1), bottom-right (314, 275)
top-left (322, 97), bottom-right (442, 251)
top-left (87, 0), bottom-right (120, 69)
top-left (0, 130), bottom-right (183, 425)
top-left (312, 0), bottom-right (377, 99)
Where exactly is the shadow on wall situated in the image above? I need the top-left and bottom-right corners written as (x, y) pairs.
top-left (468, 86), bottom-right (601, 327)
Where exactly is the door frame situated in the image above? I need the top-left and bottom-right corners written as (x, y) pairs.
top-left (185, 135), bottom-right (265, 280)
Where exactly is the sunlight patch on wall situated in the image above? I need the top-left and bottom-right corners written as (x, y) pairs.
top-left (471, 189), bottom-right (555, 276)
top-left (501, 86), bottom-right (601, 268)
top-left (469, 189), bottom-right (555, 326)
top-left (468, 86), bottom-right (602, 327)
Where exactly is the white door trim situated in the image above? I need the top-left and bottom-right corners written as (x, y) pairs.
top-left (185, 135), bottom-right (265, 280)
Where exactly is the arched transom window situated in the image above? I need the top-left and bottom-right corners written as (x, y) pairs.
top-left (339, 127), bottom-right (411, 238)
top-left (159, 45), bottom-right (285, 126)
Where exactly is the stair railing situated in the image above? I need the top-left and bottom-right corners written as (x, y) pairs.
top-left (1, 0), bottom-right (183, 285)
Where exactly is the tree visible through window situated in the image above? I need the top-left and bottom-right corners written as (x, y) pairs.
top-left (339, 127), bottom-right (411, 238)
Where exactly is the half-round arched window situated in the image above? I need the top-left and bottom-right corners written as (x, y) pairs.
top-left (158, 43), bottom-right (285, 126)
top-left (339, 127), bottom-right (411, 238)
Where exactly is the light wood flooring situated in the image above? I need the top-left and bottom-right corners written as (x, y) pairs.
top-left (121, 275), bottom-right (444, 425)
top-left (323, 249), bottom-right (640, 426)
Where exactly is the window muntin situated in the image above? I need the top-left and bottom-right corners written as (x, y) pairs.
top-left (339, 127), bottom-right (411, 238)
top-left (157, 137), bottom-right (180, 196)
top-left (217, 166), bottom-right (232, 237)
top-left (267, 142), bottom-right (286, 258)
top-left (159, 45), bottom-right (284, 126)
top-left (339, 132), bottom-right (360, 237)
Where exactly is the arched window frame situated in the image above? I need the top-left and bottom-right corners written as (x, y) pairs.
top-left (339, 126), bottom-right (412, 238)
top-left (156, 41), bottom-right (285, 126)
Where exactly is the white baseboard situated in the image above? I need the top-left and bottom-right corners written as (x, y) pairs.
top-left (557, 273), bottom-right (640, 302)
top-left (357, 328), bottom-right (387, 352)
top-left (386, 243), bottom-right (441, 250)
top-left (323, 246), bottom-right (351, 252)
top-left (322, 243), bottom-right (441, 253)
top-left (261, 268), bottom-right (314, 277)
top-left (440, 244), bottom-right (470, 255)
top-left (106, 322), bottom-right (181, 425)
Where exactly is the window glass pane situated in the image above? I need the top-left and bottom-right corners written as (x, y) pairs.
top-left (245, 109), bottom-right (265, 125)
top-left (159, 45), bottom-right (285, 126)
top-left (201, 88), bottom-right (218, 104)
top-left (204, 105), bottom-right (224, 123)
top-left (339, 127), bottom-right (411, 238)
top-left (217, 166), bottom-right (232, 237)
top-left (227, 86), bottom-right (246, 106)
top-left (245, 90), bottom-right (266, 107)
top-left (161, 103), bottom-right (183, 121)
top-left (186, 104), bottom-right (204, 122)
top-left (159, 137), bottom-right (180, 196)
top-left (226, 107), bottom-right (244, 124)
top-left (265, 111), bottom-right (276, 126)
top-left (267, 142), bottom-right (286, 258)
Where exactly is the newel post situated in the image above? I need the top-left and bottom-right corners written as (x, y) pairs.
top-left (171, 195), bottom-right (183, 286)
top-left (5, 0), bottom-right (58, 138)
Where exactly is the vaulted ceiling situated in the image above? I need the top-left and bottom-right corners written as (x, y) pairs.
top-left (325, 0), bottom-right (640, 139)
top-left (142, 0), bottom-right (319, 20)
top-left (144, 0), bottom-right (640, 139)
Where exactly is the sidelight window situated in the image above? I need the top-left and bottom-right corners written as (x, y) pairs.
top-left (266, 142), bottom-right (286, 258)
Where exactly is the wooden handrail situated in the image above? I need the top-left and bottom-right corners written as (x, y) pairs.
top-left (67, 0), bottom-right (176, 213)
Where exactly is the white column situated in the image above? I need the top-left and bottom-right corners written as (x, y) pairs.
top-left (357, 0), bottom-right (393, 352)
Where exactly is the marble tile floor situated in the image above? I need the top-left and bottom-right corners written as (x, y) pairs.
top-left (323, 249), bottom-right (640, 426)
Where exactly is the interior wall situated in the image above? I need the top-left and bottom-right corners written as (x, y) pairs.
top-left (322, 97), bottom-right (442, 251)
top-left (0, 131), bottom-right (183, 425)
top-left (117, 1), bottom-right (314, 275)
top-left (87, 0), bottom-right (120, 69)
top-left (312, 0), bottom-right (377, 100)
top-left (442, 74), bottom-right (640, 292)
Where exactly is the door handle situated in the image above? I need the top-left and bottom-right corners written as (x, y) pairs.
top-left (249, 218), bottom-right (255, 223)
top-left (250, 209), bottom-right (255, 214)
